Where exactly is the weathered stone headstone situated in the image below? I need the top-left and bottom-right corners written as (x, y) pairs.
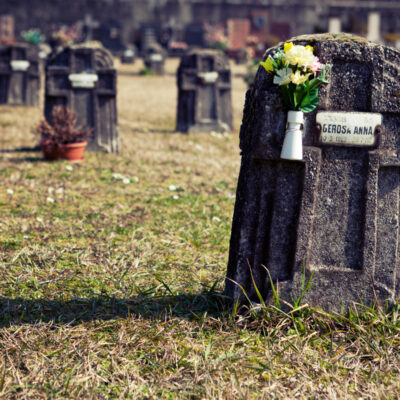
top-left (140, 24), bottom-right (158, 54)
top-left (45, 44), bottom-right (118, 153)
top-left (0, 44), bottom-right (40, 106)
top-left (143, 43), bottom-right (165, 75)
top-left (120, 46), bottom-right (136, 64)
top-left (226, 34), bottom-right (400, 312)
top-left (185, 24), bottom-right (205, 47)
top-left (99, 22), bottom-right (125, 55)
top-left (176, 49), bottom-right (232, 133)
top-left (0, 14), bottom-right (14, 44)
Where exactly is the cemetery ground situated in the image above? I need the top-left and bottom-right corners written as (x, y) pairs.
top-left (0, 58), bottom-right (399, 400)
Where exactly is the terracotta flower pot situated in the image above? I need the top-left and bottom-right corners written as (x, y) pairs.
top-left (58, 141), bottom-right (88, 162)
top-left (41, 140), bottom-right (60, 161)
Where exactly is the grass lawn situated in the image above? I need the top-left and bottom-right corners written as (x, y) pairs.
top-left (0, 58), bottom-right (399, 399)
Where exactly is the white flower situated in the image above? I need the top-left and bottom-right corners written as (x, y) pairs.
top-left (212, 216), bottom-right (221, 222)
top-left (210, 131), bottom-right (223, 138)
top-left (284, 45), bottom-right (315, 68)
top-left (168, 185), bottom-right (177, 191)
top-left (46, 197), bottom-right (55, 203)
top-left (6, 189), bottom-right (14, 195)
top-left (65, 165), bottom-right (73, 171)
top-left (273, 68), bottom-right (293, 86)
top-left (112, 173), bottom-right (135, 184)
top-left (173, 195), bottom-right (179, 200)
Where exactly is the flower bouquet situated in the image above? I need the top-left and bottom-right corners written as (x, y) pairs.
top-left (21, 29), bottom-right (44, 45)
top-left (261, 42), bottom-right (331, 159)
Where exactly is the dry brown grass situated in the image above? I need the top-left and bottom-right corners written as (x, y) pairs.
top-left (0, 58), bottom-right (399, 399)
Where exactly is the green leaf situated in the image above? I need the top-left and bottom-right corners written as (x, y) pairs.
top-left (300, 96), bottom-right (319, 113)
top-left (294, 84), bottom-right (307, 110)
top-left (309, 78), bottom-right (324, 91)
top-left (280, 85), bottom-right (294, 109)
top-left (299, 91), bottom-right (311, 109)
top-left (299, 86), bottom-right (319, 112)
top-left (309, 87), bottom-right (318, 99)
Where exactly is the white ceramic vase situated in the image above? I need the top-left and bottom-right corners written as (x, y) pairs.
top-left (280, 110), bottom-right (304, 161)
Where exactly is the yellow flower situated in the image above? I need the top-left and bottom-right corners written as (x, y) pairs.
top-left (284, 44), bottom-right (315, 68)
top-left (290, 70), bottom-right (310, 85)
top-left (260, 57), bottom-right (274, 73)
top-left (284, 42), bottom-right (293, 52)
top-left (305, 45), bottom-right (314, 52)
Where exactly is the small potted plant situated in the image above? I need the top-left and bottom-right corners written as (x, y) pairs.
top-left (36, 106), bottom-right (92, 162)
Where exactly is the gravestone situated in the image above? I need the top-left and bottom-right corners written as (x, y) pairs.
top-left (99, 21), bottom-right (125, 55)
top-left (226, 34), bottom-right (400, 312)
top-left (176, 49), bottom-right (232, 133)
top-left (0, 14), bottom-right (14, 44)
top-left (120, 45), bottom-right (136, 64)
top-left (45, 44), bottom-right (118, 153)
top-left (140, 24), bottom-right (158, 54)
top-left (143, 43), bottom-right (165, 75)
top-left (185, 24), bottom-right (205, 47)
top-left (0, 44), bottom-right (40, 106)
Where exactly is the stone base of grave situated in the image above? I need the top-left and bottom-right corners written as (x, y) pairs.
top-left (187, 121), bottom-right (231, 134)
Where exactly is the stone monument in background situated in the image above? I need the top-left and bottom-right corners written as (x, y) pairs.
top-left (45, 44), bottom-right (118, 153)
top-left (176, 49), bottom-right (232, 133)
top-left (143, 43), bottom-right (165, 75)
top-left (226, 34), bottom-right (400, 312)
top-left (0, 43), bottom-right (40, 106)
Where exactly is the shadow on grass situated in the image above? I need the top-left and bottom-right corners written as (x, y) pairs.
top-left (1, 156), bottom-right (44, 163)
top-left (0, 146), bottom-right (44, 163)
top-left (0, 291), bottom-right (231, 327)
top-left (117, 71), bottom-right (177, 78)
top-left (135, 128), bottom-right (179, 134)
top-left (0, 146), bottom-right (40, 153)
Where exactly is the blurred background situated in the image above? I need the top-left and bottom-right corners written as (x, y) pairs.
top-left (1, 0), bottom-right (399, 62)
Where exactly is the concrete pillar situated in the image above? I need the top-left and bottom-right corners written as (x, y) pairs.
top-left (328, 18), bottom-right (341, 34)
top-left (367, 12), bottom-right (381, 43)
top-left (178, 0), bottom-right (192, 26)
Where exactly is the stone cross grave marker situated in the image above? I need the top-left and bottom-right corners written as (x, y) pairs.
top-left (226, 34), bottom-right (400, 312)
top-left (45, 44), bottom-right (118, 153)
top-left (0, 44), bottom-right (40, 106)
top-left (176, 49), bottom-right (232, 133)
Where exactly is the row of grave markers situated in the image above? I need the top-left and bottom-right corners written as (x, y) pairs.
top-left (1, 35), bottom-right (400, 312)
top-left (0, 43), bottom-right (233, 151)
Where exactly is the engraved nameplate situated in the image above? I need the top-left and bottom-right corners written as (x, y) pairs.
top-left (10, 60), bottom-right (30, 71)
top-left (197, 71), bottom-right (219, 83)
top-left (150, 54), bottom-right (163, 62)
top-left (68, 73), bottom-right (98, 88)
top-left (316, 112), bottom-right (382, 147)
